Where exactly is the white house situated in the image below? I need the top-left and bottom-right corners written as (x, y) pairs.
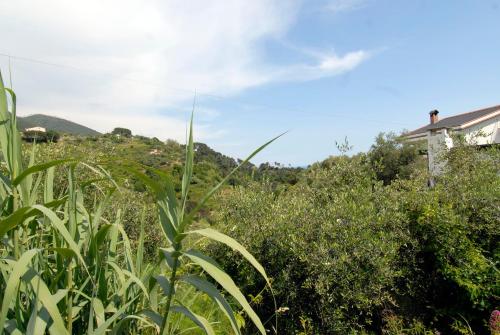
top-left (24, 126), bottom-right (47, 133)
top-left (405, 105), bottom-right (500, 175)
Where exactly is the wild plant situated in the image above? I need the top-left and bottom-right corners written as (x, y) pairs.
top-left (128, 111), bottom-right (280, 335)
top-left (0, 70), bottom-right (276, 334)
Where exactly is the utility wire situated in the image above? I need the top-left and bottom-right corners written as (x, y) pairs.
top-left (0, 52), bottom-right (413, 127)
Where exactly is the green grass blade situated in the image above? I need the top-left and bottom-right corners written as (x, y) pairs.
top-left (180, 275), bottom-right (241, 335)
top-left (28, 171), bottom-right (43, 205)
top-left (181, 111), bottom-right (194, 214)
top-left (121, 269), bottom-right (149, 297)
top-left (170, 305), bottom-right (215, 335)
top-left (0, 197), bottom-right (68, 236)
top-left (49, 248), bottom-right (77, 260)
top-left (12, 159), bottom-right (76, 187)
top-left (92, 298), bottom-right (105, 328)
top-left (137, 164), bottom-right (179, 223)
top-left (155, 275), bottom-right (174, 296)
top-left (43, 167), bottom-right (54, 203)
top-left (188, 228), bottom-right (270, 286)
top-left (31, 205), bottom-right (90, 277)
top-left (89, 224), bottom-right (113, 260)
top-left (0, 206), bottom-right (37, 236)
top-left (158, 200), bottom-right (177, 243)
top-left (26, 304), bottom-right (48, 335)
top-left (25, 140), bottom-right (37, 194)
top-left (24, 269), bottom-right (69, 335)
top-left (92, 298), bottom-right (137, 335)
top-left (0, 249), bottom-right (39, 331)
top-left (107, 261), bottom-right (126, 289)
top-left (141, 310), bottom-right (162, 327)
top-left (160, 247), bottom-right (176, 269)
top-left (183, 249), bottom-right (266, 335)
top-left (135, 208), bottom-right (146, 275)
top-left (115, 223), bottom-right (136, 273)
top-left (108, 212), bottom-right (120, 264)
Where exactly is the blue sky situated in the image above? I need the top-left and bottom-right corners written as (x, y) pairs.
top-left (1, 0), bottom-right (500, 165)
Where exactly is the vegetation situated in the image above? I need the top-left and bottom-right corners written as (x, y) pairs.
top-left (210, 141), bottom-right (499, 334)
top-left (0, 72), bottom-right (275, 334)
top-left (22, 129), bottom-right (60, 143)
top-left (112, 127), bottom-right (132, 137)
top-left (17, 114), bottom-right (101, 136)
top-left (1, 69), bottom-right (498, 334)
top-left (367, 132), bottom-right (426, 185)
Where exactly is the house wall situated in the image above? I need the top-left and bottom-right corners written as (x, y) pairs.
top-left (461, 115), bottom-right (500, 145)
top-left (427, 116), bottom-right (499, 175)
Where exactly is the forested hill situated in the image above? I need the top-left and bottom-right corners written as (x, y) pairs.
top-left (17, 114), bottom-right (101, 136)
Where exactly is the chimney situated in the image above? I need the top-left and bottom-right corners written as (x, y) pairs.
top-left (429, 110), bottom-right (439, 124)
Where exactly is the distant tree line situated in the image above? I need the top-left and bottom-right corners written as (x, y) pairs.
top-left (22, 129), bottom-right (60, 143)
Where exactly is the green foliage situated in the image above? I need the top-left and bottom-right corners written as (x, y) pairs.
top-left (22, 129), bottom-right (60, 143)
top-left (368, 132), bottom-right (426, 184)
top-left (112, 127), bottom-right (132, 137)
top-left (210, 141), bottom-right (499, 334)
top-left (255, 162), bottom-right (303, 190)
top-left (395, 143), bottom-right (500, 332)
top-left (46, 129), bottom-right (61, 142)
top-left (211, 154), bottom-right (411, 333)
top-left (0, 73), bottom-right (273, 335)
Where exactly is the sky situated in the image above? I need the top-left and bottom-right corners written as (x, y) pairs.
top-left (1, 0), bottom-right (500, 166)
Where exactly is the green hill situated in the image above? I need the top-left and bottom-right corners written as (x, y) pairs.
top-left (16, 116), bottom-right (36, 131)
top-left (18, 114), bottom-right (101, 136)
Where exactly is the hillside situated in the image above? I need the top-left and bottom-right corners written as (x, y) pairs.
top-left (33, 132), bottom-right (302, 202)
top-left (18, 114), bottom-right (101, 136)
top-left (16, 116), bottom-right (36, 130)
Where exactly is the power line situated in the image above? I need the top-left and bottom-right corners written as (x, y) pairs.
top-left (0, 52), bottom-right (413, 127)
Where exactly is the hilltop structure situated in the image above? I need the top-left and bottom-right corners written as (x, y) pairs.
top-left (24, 126), bottom-right (46, 133)
top-left (21, 126), bottom-right (59, 142)
top-left (405, 105), bottom-right (500, 175)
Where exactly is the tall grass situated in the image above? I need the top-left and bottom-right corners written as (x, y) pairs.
top-left (0, 71), bottom-right (277, 334)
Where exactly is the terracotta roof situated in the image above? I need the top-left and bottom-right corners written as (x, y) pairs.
top-left (406, 104), bottom-right (500, 136)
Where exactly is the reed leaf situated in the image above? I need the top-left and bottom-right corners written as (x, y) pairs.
top-left (184, 249), bottom-right (266, 335)
top-left (188, 228), bottom-right (270, 286)
top-left (170, 304), bottom-right (215, 335)
top-left (180, 275), bottom-right (241, 335)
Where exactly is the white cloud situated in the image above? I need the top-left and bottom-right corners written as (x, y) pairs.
top-left (272, 50), bottom-right (371, 81)
top-left (325, 0), bottom-right (368, 13)
top-left (0, 0), bottom-right (370, 142)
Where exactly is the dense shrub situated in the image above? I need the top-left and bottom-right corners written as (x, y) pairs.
top-left (368, 132), bottom-right (426, 185)
top-left (22, 129), bottom-right (60, 142)
top-left (112, 127), bottom-right (132, 137)
top-left (210, 143), bottom-right (499, 334)
top-left (393, 144), bottom-right (500, 333)
top-left (210, 154), bottom-right (412, 333)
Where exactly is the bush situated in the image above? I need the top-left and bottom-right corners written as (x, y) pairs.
top-left (112, 127), bottom-right (132, 137)
top-left (368, 132), bottom-right (426, 185)
top-left (394, 143), bottom-right (500, 332)
top-left (46, 129), bottom-right (60, 142)
top-left (211, 154), bottom-right (411, 333)
top-left (210, 144), bottom-right (499, 334)
top-left (22, 129), bottom-right (60, 143)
